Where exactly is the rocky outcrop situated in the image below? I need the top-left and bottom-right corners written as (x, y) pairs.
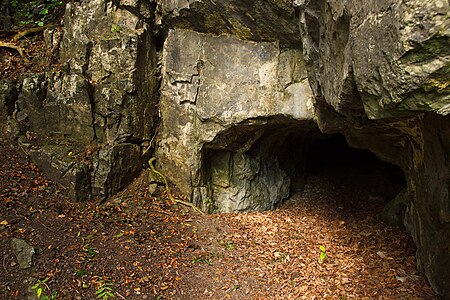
top-left (0, 80), bottom-right (17, 136)
top-left (296, 0), bottom-right (450, 297)
top-left (0, 0), bottom-right (12, 30)
top-left (154, 0), bottom-right (450, 297)
top-left (0, 0), bottom-right (449, 297)
top-left (7, 0), bottom-right (158, 199)
top-left (156, 29), bottom-right (314, 212)
top-left (155, 0), bottom-right (301, 48)
top-left (298, 0), bottom-right (449, 120)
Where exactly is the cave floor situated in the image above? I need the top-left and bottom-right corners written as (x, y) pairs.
top-left (0, 139), bottom-right (437, 299)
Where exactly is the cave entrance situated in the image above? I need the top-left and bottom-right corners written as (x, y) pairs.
top-left (284, 133), bottom-right (407, 221)
top-left (200, 122), bottom-right (406, 221)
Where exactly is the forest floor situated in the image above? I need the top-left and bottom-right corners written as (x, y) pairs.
top-left (0, 138), bottom-right (438, 300)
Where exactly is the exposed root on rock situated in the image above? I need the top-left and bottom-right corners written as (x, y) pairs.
top-left (148, 157), bottom-right (205, 214)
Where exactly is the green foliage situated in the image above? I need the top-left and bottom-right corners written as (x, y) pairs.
top-left (204, 197), bottom-right (218, 213)
top-left (75, 269), bottom-right (86, 277)
top-left (77, 232), bottom-right (99, 260)
top-left (110, 24), bottom-right (121, 33)
top-left (31, 277), bottom-right (59, 300)
top-left (319, 245), bottom-right (327, 263)
top-left (95, 279), bottom-right (115, 300)
top-left (192, 252), bottom-right (217, 265)
top-left (12, 0), bottom-right (64, 27)
top-left (219, 240), bottom-right (234, 251)
top-left (192, 256), bottom-right (212, 265)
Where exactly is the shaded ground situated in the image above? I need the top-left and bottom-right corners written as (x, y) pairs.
top-left (0, 138), bottom-right (438, 299)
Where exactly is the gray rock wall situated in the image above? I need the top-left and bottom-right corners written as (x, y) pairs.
top-left (156, 29), bottom-right (314, 212)
top-left (297, 0), bottom-right (450, 297)
top-left (156, 0), bottom-right (301, 48)
top-left (0, 80), bottom-right (17, 136)
top-left (298, 0), bottom-right (449, 119)
top-left (7, 0), bottom-right (159, 200)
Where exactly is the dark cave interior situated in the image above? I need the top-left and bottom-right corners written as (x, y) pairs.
top-left (293, 132), bottom-right (406, 209)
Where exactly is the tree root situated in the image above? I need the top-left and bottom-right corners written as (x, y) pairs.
top-left (0, 41), bottom-right (29, 63)
top-left (148, 157), bottom-right (205, 214)
top-left (12, 24), bottom-right (51, 42)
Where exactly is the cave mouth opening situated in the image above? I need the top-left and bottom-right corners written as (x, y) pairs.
top-left (281, 132), bottom-right (407, 219)
top-left (200, 121), bottom-right (407, 220)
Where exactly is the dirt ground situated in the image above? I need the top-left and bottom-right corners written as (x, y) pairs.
top-left (0, 137), bottom-right (438, 300)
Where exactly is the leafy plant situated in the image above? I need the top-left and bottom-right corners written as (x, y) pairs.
top-left (13, 0), bottom-right (64, 27)
top-left (95, 278), bottom-right (115, 300)
top-left (31, 277), bottom-right (59, 300)
top-left (75, 269), bottom-right (86, 277)
top-left (77, 232), bottom-right (98, 260)
top-left (111, 24), bottom-right (121, 33)
top-left (319, 245), bottom-right (327, 263)
top-left (192, 252), bottom-right (217, 265)
top-left (219, 240), bottom-right (234, 251)
top-left (82, 244), bottom-right (98, 260)
top-left (192, 255), bottom-right (212, 265)
top-left (204, 197), bottom-right (218, 213)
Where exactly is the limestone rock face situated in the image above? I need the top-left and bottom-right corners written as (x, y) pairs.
top-left (156, 0), bottom-right (301, 48)
top-left (297, 0), bottom-right (450, 297)
top-left (156, 29), bottom-right (314, 212)
top-left (9, 0), bottom-right (158, 199)
top-left (1, 0), bottom-right (449, 297)
top-left (298, 0), bottom-right (449, 119)
top-left (0, 80), bottom-right (17, 136)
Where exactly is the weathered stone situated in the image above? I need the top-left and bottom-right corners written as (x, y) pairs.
top-left (298, 0), bottom-right (450, 297)
top-left (381, 188), bottom-right (408, 227)
top-left (0, 0), bottom-right (12, 30)
top-left (92, 143), bottom-right (141, 198)
top-left (0, 80), bottom-right (18, 136)
top-left (156, 0), bottom-right (301, 48)
top-left (28, 144), bottom-right (92, 200)
top-left (11, 238), bottom-right (35, 269)
top-left (156, 29), bottom-right (314, 212)
top-left (297, 0), bottom-right (450, 119)
top-left (7, 0), bottom-right (159, 199)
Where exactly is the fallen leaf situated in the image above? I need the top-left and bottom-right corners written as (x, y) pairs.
top-left (0, 220), bottom-right (8, 225)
